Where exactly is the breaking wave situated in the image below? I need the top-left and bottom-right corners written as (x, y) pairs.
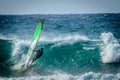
top-left (100, 32), bottom-right (120, 63)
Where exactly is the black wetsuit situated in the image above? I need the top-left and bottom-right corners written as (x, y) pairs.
top-left (32, 48), bottom-right (43, 63)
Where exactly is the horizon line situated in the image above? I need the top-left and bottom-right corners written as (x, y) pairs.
top-left (0, 12), bottom-right (120, 15)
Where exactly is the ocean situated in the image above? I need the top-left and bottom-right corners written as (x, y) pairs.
top-left (0, 14), bottom-right (120, 80)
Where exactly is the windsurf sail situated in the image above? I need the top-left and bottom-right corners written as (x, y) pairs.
top-left (24, 19), bottom-right (44, 68)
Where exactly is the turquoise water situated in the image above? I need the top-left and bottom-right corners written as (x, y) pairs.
top-left (0, 14), bottom-right (120, 80)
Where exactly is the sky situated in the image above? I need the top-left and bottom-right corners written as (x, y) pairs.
top-left (0, 0), bottom-right (120, 14)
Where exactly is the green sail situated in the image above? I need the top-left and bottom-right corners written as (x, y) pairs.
top-left (27, 22), bottom-right (43, 57)
top-left (23, 20), bottom-right (44, 68)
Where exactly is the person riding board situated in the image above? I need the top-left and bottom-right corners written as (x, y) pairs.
top-left (31, 48), bottom-right (43, 64)
top-left (20, 19), bottom-right (44, 71)
top-left (20, 48), bottom-right (43, 70)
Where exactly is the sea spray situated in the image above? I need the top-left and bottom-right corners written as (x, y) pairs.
top-left (100, 32), bottom-right (120, 63)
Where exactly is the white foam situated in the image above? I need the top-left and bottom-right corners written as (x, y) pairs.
top-left (0, 72), bottom-right (120, 80)
top-left (100, 32), bottom-right (118, 44)
top-left (10, 53), bottom-right (27, 70)
top-left (80, 72), bottom-right (120, 80)
top-left (83, 47), bottom-right (95, 50)
top-left (0, 35), bottom-right (30, 56)
top-left (40, 33), bottom-right (90, 49)
top-left (0, 33), bottom-right (90, 45)
top-left (100, 32), bottom-right (120, 63)
top-left (39, 33), bottom-right (90, 43)
top-left (12, 39), bottom-right (30, 56)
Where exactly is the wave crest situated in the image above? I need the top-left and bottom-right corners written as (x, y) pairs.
top-left (100, 32), bottom-right (120, 63)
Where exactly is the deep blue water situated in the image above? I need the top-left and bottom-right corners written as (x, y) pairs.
top-left (0, 14), bottom-right (120, 80)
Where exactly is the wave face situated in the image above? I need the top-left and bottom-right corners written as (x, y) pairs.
top-left (0, 14), bottom-right (120, 79)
